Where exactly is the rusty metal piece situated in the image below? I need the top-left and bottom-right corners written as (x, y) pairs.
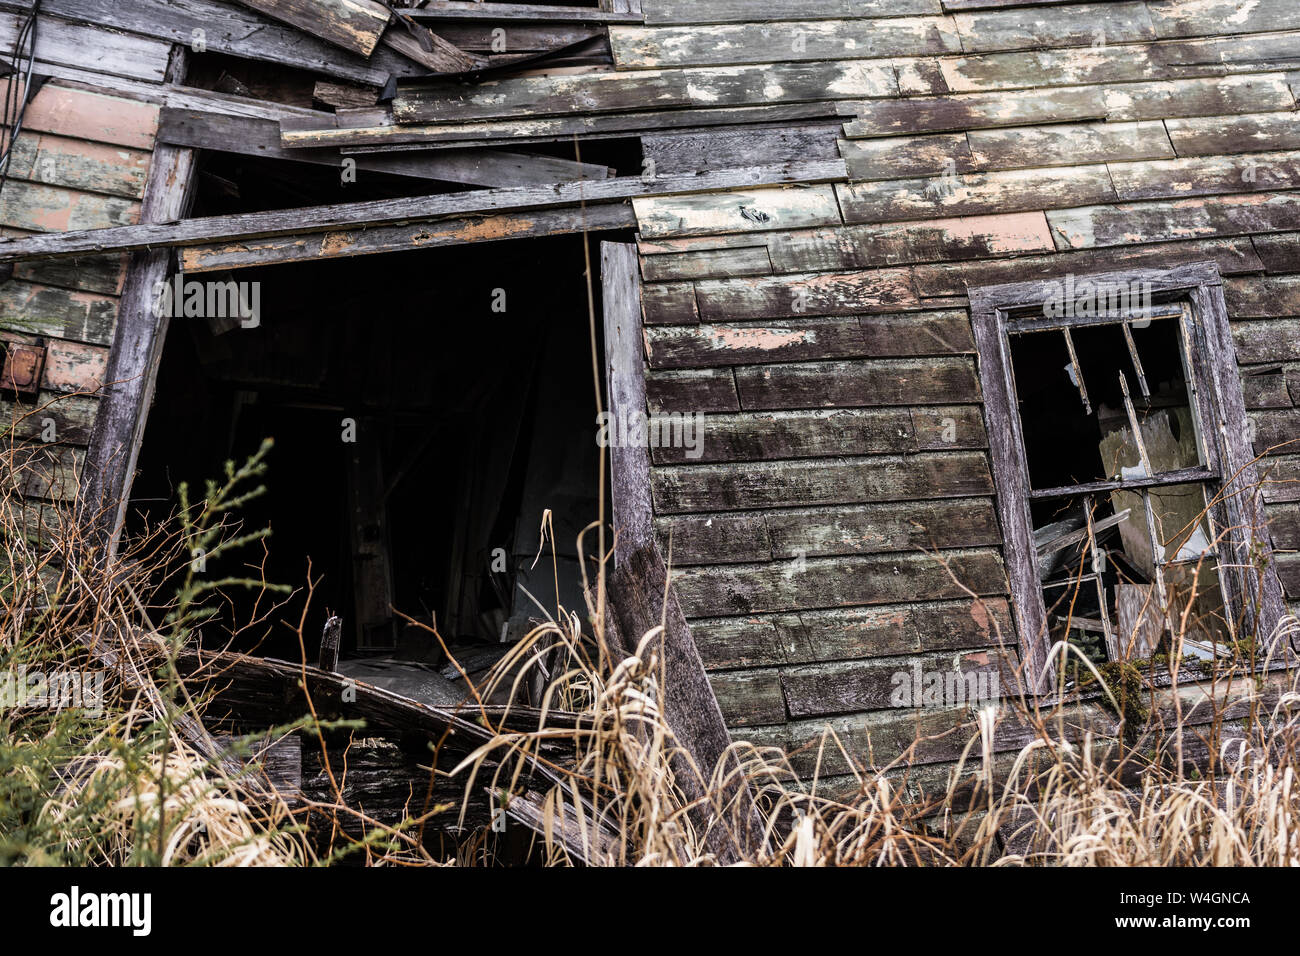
top-left (1, 342), bottom-right (44, 395)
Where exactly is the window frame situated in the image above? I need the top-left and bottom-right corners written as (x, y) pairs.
top-left (969, 262), bottom-right (1286, 692)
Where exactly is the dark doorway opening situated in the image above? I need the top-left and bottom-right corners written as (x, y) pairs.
top-left (128, 229), bottom-right (627, 686)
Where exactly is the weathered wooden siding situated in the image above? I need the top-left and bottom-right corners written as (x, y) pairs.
top-left (0, 76), bottom-right (157, 526)
top-left (619, 0), bottom-right (1300, 784)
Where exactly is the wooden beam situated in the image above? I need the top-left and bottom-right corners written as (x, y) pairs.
top-left (601, 242), bottom-right (653, 565)
top-left (382, 17), bottom-right (484, 73)
top-left (407, 1), bottom-right (643, 22)
top-left (158, 108), bottom-right (614, 185)
top-left (0, 160), bottom-right (847, 263)
top-left (77, 146), bottom-right (198, 552)
top-left (180, 202), bottom-right (636, 272)
top-left (608, 543), bottom-right (767, 865)
top-left (280, 102), bottom-right (840, 151)
top-left (229, 0), bottom-right (391, 58)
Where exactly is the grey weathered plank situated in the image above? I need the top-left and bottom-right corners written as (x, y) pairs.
top-left (644, 0), bottom-right (942, 25)
top-left (644, 312), bottom-right (977, 369)
top-left (690, 598), bottom-right (1014, 670)
top-left (1147, 0), bottom-right (1300, 39)
top-left (762, 497), bottom-right (1000, 559)
top-left (952, 2), bottom-right (1156, 53)
top-left (1253, 232), bottom-right (1300, 273)
top-left (1166, 113), bottom-right (1300, 157)
top-left (780, 648), bottom-right (1012, 718)
top-left (393, 62), bottom-right (897, 125)
top-left (693, 269), bottom-right (919, 320)
top-left (1241, 367), bottom-right (1293, 408)
top-left (1226, 276), bottom-right (1300, 317)
top-left (766, 212), bottom-right (1055, 270)
top-left (708, 669), bottom-right (786, 726)
top-left (652, 451), bottom-right (992, 514)
top-left (178, 204), bottom-right (637, 273)
top-left (0, 391), bottom-right (98, 444)
top-left (641, 281), bottom-right (699, 326)
top-left (0, 162), bottom-right (847, 263)
top-left (669, 548), bottom-right (1006, 616)
top-left (643, 124), bottom-right (843, 175)
top-left (159, 109), bottom-right (614, 186)
top-left (733, 357), bottom-right (980, 410)
top-left (913, 237), bottom-right (1264, 297)
top-left (647, 405), bottom-right (984, 464)
top-left (842, 85), bottom-right (1107, 137)
top-left (602, 243), bottom-right (654, 566)
top-left (0, 180), bottom-right (139, 234)
top-left (610, 18), bottom-right (959, 68)
top-left (633, 184), bottom-right (843, 239)
top-left (645, 368), bottom-right (738, 413)
top-left (0, 11), bottom-right (171, 84)
top-left (641, 245), bottom-right (773, 282)
top-left (967, 121), bottom-right (1174, 168)
top-left (836, 165), bottom-right (1116, 224)
top-left (838, 133), bottom-right (977, 181)
top-left (1234, 320), bottom-right (1300, 363)
top-left (230, 0), bottom-right (390, 57)
top-left (0, 281), bottom-right (119, 346)
top-left (1047, 192), bottom-right (1300, 250)
top-left (1108, 151), bottom-right (1300, 202)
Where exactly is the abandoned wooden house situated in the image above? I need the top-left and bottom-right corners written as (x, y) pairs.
top-left (2, 0), bottom-right (1300, 854)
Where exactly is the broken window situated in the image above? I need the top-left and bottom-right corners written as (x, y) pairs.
top-left (971, 264), bottom-right (1285, 688)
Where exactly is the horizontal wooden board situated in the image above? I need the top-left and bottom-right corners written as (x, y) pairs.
top-left (913, 237), bottom-right (1263, 296)
top-left (842, 85), bottom-right (1107, 137)
top-left (689, 598), bottom-right (1014, 669)
top-left (0, 11), bottom-right (170, 84)
top-left (966, 121), bottom-right (1174, 168)
top-left (643, 123), bottom-right (843, 175)
top-left (1108, 151), bottom-right (1300, 202)
top-left (780, 648), bottom-right (1013, 718)
top-left (652, 450), bottom-right (992, 514)
top-left (633, 184), bottom-right (842, 239)
top-left (1047, 192), bottom-right (1300, 249)
top-left (768, 212), bottom-right (1056, 270)
top-left (763, 497), bottom-right (1000, 558)
top-left (647, 405), bottom-right (985, 464)
top-left (0, 79), bottom-right (160, 150)
top-left (610, 18), bottom-right (960, 68)
top-left (645, 368), bottom-right (738, 413)
top-left (1232, 319), bottom-right (1300, 363)
top-left (0, 281), bottom-right (119, 345)
top-left (641, 245), bottom-right (773, 282)
top-left (1166, 112), bottom-right (1300, 157)
top-left (694, 269), bottom-right (919, 320)
top-left (645, 311), bottom-right (977, 369)
top-left (0, 391), bottom-right (98, 444)
top-left (1147, 0), bottom-right (1300, 39)
top-left (641, 281), bottom-right (699, 326)
top-left (838, 132), bottom-right (976, 180)
top-left (0, 180), bottom-right (140, 234)
top-left (1241, 367), bottom-right (1292, 408)
top-left (1226, 276), bottom-right (1300, 317)
top-left (835, 165), bottom-right (1116, 223)
top-left (669, 547), bottom-right (1006, 616)
top-left (393, 62), bottom-right (898, 125)
top-left (733, 356), bottom-right (981, 410)
top-left (952, 2), bottom-right (1156, 54)
top-left (1253, 232), bottom-right (1300, 273)
top-left (708, 669), bottom-right (786, 726)
top-left (643, 0), bottom-right (942, 25)
top-left (3, 132), bottom-right (150, 200)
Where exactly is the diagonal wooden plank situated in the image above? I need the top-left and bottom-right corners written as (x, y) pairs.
top-left (0, 160), bottom-right (847, 263)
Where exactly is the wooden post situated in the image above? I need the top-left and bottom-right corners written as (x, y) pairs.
top-left (609, 543), bottom-right (768, 864)
top-left (600, 241), bottom-right (653, 566)
top-left (77, 143), bottom-right (197, 555)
